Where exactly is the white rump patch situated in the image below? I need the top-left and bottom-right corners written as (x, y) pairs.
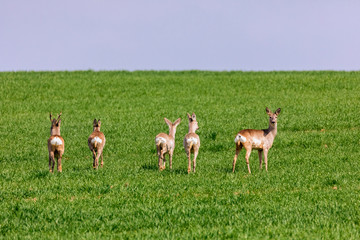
top-left (91, 136), bottom-right (103, 144)
top-left (186, 137), bottom-right (198, 145)
top-left (155, 137), bottom-right (167, 145)
top-left (234, 134), bottom-right (246, 144)
top-left (50, 137), bottom-right (63, 146)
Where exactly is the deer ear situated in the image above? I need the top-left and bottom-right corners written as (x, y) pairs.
top-left (187, 113), bottom-right (192, 119)
top-left (173, 118), bottom-right (181, 126)
top-left (50, 113), bottom-right (53, 121)
top-left (192, 112), bottom-right (196, 119)
top-left (57, 119), bottom-right (61, 126)
top-left (266, 107), bottom-right (272, 115)
top-left (56, 112), bottom-right (62, 122)
top-left (97, 120), bottom-right (101, 126)
top-left (275, 108), bottom-right (281, 115)
top-left (93, 119), bottom-right (97, 125)
top-left (164, 118), bottom-right (172, 127)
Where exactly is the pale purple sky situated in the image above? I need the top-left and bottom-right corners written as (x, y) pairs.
top-left (1, 0), bottom-right (359, 71)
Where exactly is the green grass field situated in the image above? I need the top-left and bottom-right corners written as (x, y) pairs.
top-left (0, 71), bottom-right (359, 239)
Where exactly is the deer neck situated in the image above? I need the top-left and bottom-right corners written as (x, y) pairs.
top-left (188, 124), bottom-right (197, 134)
top-left (265, 122), bottom-right (277, 139)
top-left (93, 127), bottom-right (101, 132)
top-left (169, 128), bottom-right (176, 138)
top-left (51, 128), bottom-right (60, 136)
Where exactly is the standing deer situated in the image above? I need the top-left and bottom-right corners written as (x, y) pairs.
top-left (183, 112), bottom-right (200, 173)
top-left (155, 118), bottom-right (181, 171)
top-left (88, 119), bottom-right (106, 169)
top-left (233, 107), bottom-right (281, 174)
top-left (48, 112), bottom-right (65, 173)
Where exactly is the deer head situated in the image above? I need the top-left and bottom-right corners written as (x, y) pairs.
top-left (187, 112), bottom-right (199, 133)
top-left (50, 112), bottom-right (62, 136)
top-left (266, 107), bottom-right (281, 127)
top-left (93, 119), bottom-right (101, 131)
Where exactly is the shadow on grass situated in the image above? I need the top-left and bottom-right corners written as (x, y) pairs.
top-left (140, 163), bottom-right (158, 171)
top-left (171, 168), bottom-right (189, 175)
top-left (32, 170), bottom-right (49, 179)
top-left (223, 167), bottom-right (235, 174)
top-left (140, 163), bottom-right (189, 175)
top-left (30, 164), bottom-right (99, 180)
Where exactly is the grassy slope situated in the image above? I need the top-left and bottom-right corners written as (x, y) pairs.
top-left (0, 71), bottom-right (359, 239)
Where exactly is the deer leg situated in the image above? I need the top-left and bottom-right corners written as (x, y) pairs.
top-left (92, 150), bottom-right (97, 169)
top-left (95, 153), bottom-right (100, 169)
top-left (193, 150), bottom-right (198, 173)
top-left (258, 150), bottom-right (263, 170)
top-left (92, 148), bottom-right (100, 170)
top-left (160, 149), bottom-right (166, 170)
top-left (187, 142), bottom-right (194, 174)
top-left (158, 155), bottom-right (162, 170)
top-left (49, 152), bottom-right (55, 173)
top-left (245, 148), bottom-right (252, 174)
top-left (232, 144), bottom-right (242, 173)
top-left (169, 152), bottom-right (173, 169)
top-left (100, 152), bottom-right (104, 167)
top-left (96, 148), bottom-right (104, 169)
top-left (52, 158), bottom-right (55, 172)
top-left (163, 155), bottom-right (166, 170)
top-left (157, 145), bottom-right (162, 170)
top-left (187, 151), bottom-right (191, 174)
top-left (57, 153), bottom-right (63, 172)
top-left (263, 149), bottom-right (269, 172)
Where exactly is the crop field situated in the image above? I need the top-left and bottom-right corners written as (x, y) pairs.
top-left (0, 71), bottom-right (359, 239)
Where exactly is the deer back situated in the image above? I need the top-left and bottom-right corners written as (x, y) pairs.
top-left (184, 113), bottom-right (200, 150)
top-left (88, 119), bottom-right (106, 149)
top-left (155, 132), bottom-right (174, 151)
top-left (183, 132), bottom-right (200, 149)
top-left (235, 107), bottom-right (281, 150)
top-left (155, 117), bottom-right (181, 151)
top-left (48, 112), bottom-right (64, 152)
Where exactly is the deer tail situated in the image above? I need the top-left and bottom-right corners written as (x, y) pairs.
top-left (188, 141), bottom-right (193, 152)
top-left (155, 137), bottom-right (166, 148)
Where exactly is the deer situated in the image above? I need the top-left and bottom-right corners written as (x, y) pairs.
top-left (155, 118), bottom-right (181, 171)
top-left (48, 112), bottom-right (65, 173)
top-left (88, 119), bottom-right (106, 169)
top-left (233, 107), bottom-right (281, 174)
top-left (183, 112), bottom-right (200, 173)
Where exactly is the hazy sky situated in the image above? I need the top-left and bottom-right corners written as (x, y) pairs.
top-left (1, 0), bottom-right (359, 71)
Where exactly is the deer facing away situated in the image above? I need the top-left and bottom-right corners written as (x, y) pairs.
top-left (48, 112), bottom-right (65, 173)
top-left (183, 112), bottom-right (200, 173)
top-left (233, 107), bottom-right (281, 174)
top-left (88, 119), bottom-right (106, 169)
top-left (155, 118), bottom-right (181, 170)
